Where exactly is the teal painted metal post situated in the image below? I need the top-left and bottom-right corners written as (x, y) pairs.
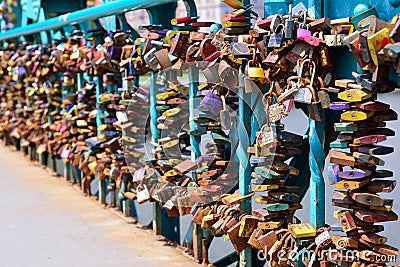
top-left (308, 0), bottom-right (323, 19)
top-left (240, 0), bottom-right (253, 264)
top-left (149, 71), bottom-right (180, 243)
top-left (61, 84), bottom-right (72, 181)
top-left (188, 65), bottom-right (203, 262)
top-left (94, 76), bottom-right (104, 136)
top-left (309, 119), bottom-right (325, 228)
top-left (238, 83), bottom-right (252, 267)
top-left (150, 70), bottom-right (162, 233)
top-left (122, 174), bottom-right (131, 216)
top-left (309, 1), bottom-right (326, 229)
top-left (189, 67), bottom-right (201, 160)
top-left (94, 75), bottom-right (105, 200)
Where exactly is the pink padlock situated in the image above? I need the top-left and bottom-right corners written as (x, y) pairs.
top-left (297, 28), bottom-right (311, 40)
top-left (303, 35), bottom-right (320, 46)
top-left (296, 11), bottom-right (311, 40)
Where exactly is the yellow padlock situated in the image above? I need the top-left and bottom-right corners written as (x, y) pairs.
top-left (338, 89), bottom-right (372, 102)
top-left (156, 91), bottom-right (176, 99)
top-left (238, 216), bottom-right (259, 237)
top-left (252, 184), bottom-right (280, 192)
top-left (335, 179), bottom-right (370, 190)
top-left (247, 60), bottom-right (265, 80)
top-left (257, 220), bottom-right (284, 230)
top-left (222, 21), bottom-right (246, 27)
top-left (367, 28), bottom-right (393, 65)
top-left (288, 223), bottom-right (316, 238)
top-left (341, 110), bottom-right (374, 121)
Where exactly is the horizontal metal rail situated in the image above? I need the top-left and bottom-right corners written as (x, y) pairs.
top-left (0, 0), bottom-right (176, 41)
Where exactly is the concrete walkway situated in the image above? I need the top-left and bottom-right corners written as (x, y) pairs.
top-left (0, 145), bottom-right (201, 267)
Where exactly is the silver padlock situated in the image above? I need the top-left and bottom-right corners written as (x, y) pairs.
top-left (293, 87), bottom-right (313, 104)
top-left (220, 95), bottom-right (232, 132)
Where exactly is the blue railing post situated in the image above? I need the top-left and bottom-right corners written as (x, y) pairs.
top-left (188, 65), bottom-right (203, 262)
top-left (238, 82), bottom-right (252, 267)
top-left (309, 119), bottom-right (325, 228)
top-left (61, 83), bottom-right (73, 181)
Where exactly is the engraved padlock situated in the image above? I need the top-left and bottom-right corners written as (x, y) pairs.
top-left (293, 59), bottom-right (316, 104)
top-left (246, 60), bottom-right (265, 80)
top-left (268, 24), bottom-right (285, 48)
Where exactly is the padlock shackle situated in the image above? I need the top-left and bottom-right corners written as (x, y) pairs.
top-left (261, 92), bottom-right (270, 123)
top-left (298, 58), bottom-right (316, 87)
top-left (297, 10), bottom-right (308, 29)
top-left (274, 23), bottom-right (285, 34)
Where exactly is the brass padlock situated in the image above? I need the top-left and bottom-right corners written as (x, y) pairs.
top-left (246, 60), bottom-right (265, 80)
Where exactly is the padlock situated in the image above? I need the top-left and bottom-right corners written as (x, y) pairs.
top-left (268, 24), bottom-right (285, 48)
top-left (246, 60), bottom-right (265, 80)
top-left (297, 11), bottom-right (311, 40)
top-left (367, 28), bottom-right (392, 65)
top-left (288, 223), bottom-right (316, 238)
top-left (220, 95), bottom-right (231, 131)
top-left (284, 4), bottom-right (295, 39)
top-left (315, 229), bottom-right (332, 249)
top-left (356, 31), bottom-right (371, 64)
top-left (238, 216), bottom-right (259, 237)
top-left (307, 85), bottom-right (325, 121)
top-left (200, 89), bottom-right (223, 116)
top-left (277, 76), bottom-right (301, 103)
top-left (337, 210), bottom-right (357, 232)
top-left (338, 88), bottom-right (372, 102)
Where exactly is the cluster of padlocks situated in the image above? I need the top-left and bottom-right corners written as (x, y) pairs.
top-left (0, 1), bottom-right (399, 266)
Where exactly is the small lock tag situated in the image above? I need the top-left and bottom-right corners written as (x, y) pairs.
top-left (156, 71), bottom-right (166, 85)
top-left (269, 102), bottom-right (287, 122)
top-left (315, 230), bottom-right (332, 248)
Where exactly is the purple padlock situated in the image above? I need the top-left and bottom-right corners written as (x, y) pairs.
top-left (338, 169), bottom-right (370, 180)
top-left (110, 45), bottom-right (122, 61)
top-left (200, 91), bottom-right (223, 116)
top-left (329, 101), bottom-right (351, 110)
top-left (18, 66), bottom-right (26, 75)
top-left (358, 145), bottom-right (394, 155)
